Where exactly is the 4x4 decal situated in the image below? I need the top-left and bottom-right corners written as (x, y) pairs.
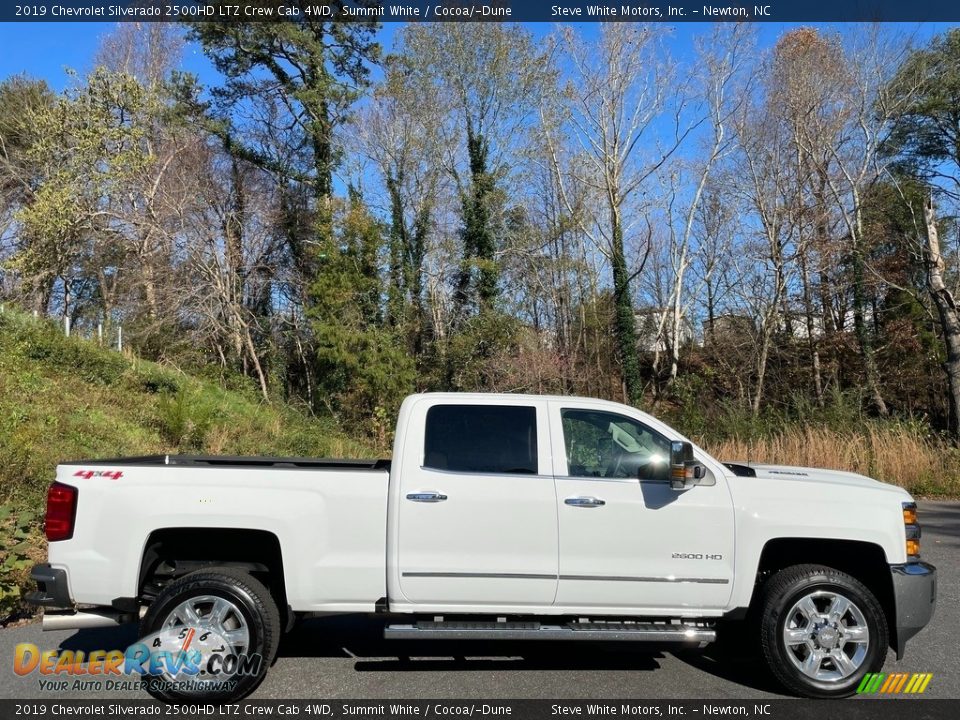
top-left (73, 470), bottom-right (123, 480)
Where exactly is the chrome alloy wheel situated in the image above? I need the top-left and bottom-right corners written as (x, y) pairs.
top-left (155, 594), bottom-right (252, 686)
top-left (162, 594), bottom-right (251, 654)
top-left (157, 595), bottom-right (252, 686)
top-left (782, 590), bottom-right (870, 682)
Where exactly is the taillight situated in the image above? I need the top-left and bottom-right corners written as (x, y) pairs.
top-left (45, 482), bottom-right (77, 541)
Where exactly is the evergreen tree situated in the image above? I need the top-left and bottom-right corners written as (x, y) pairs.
top-left (311, 191), bottom-right (413, 431)
top-left (190, 8), bottom-right (381, 304)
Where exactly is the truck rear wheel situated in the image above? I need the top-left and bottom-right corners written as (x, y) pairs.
top-left (139, 566), bottom-right (280, 702)
top-left (758, 564), bottom-right (887, 698)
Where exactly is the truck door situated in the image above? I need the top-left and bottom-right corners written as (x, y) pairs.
top-left (394, 399), bottom-right (558, 608)
top-left (549, 402), bottom-right (734, 612)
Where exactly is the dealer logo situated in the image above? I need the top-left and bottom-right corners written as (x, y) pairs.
top-left (14, 626), bottom-right (261, 695)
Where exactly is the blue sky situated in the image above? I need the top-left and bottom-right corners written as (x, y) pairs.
top-left (2, 21), bottom-right (949, 94)
top-left (0, 22), bottom-right (213, 89)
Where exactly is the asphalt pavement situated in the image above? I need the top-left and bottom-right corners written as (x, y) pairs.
top-left (2, 501), bottom-right (957, 700)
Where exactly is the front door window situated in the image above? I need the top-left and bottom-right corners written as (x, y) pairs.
top-left (561, 409), bottom-right (671, 481)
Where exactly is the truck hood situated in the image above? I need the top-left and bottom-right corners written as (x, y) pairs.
top-left (726, 461), bottom-right (910, 497)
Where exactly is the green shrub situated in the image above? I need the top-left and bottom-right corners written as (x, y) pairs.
top-left (19, 329), bottom-right (128, 385)
top-left (156, 387), bottom-right (214, 451)
top-left (0, 504), bottom-right (39, 621)
top-left (191, 362), bottom-right (260, 396)
top-left (126, 363), bottom-right (182, 395)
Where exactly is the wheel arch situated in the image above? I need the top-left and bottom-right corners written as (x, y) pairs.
top-left (748, 537), bottom-right (896, 653)
top-left (137, 527), bottom-right (287, 620)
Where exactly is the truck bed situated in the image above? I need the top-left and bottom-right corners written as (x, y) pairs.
top-left (53, 455), bottom-right (391, 611)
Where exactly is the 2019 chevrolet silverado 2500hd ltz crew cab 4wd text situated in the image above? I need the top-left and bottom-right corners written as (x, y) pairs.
top-left (27, 393), bottom-right (935, 700)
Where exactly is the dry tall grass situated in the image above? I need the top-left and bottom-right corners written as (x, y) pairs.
top-left (701, 425), bottom-right (959, 497)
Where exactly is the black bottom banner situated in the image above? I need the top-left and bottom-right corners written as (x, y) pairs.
top-left (3, 700), bottom-right (959, 720)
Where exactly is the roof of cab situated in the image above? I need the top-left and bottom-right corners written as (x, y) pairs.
top-left (408, 391), bottom-right (636, 410)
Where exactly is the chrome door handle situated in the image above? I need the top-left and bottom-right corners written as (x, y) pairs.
top-left (565, 496), bottom-right (606, 508)
top-left (406, 491), bottom-right (448, 503)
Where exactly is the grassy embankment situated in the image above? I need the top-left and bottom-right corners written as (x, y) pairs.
top-left (0, 308), bottom-right (374, 621)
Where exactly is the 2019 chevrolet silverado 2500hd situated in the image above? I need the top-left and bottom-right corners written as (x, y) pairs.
top-left (27, 393), bottom-right (936, 700)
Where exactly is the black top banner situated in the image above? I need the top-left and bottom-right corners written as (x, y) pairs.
top-left (5, 0), bottom-right (960, 23)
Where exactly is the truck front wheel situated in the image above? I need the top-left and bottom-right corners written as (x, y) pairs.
top-left (758, 564), bottom-right (888, 698)
top-left (139, 566), bottom-right (280, 702)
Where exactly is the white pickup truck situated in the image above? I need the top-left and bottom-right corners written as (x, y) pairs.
top-left (28, 393), bottom-right (935, 700)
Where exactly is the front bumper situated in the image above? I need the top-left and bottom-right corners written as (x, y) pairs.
top-left (25, 563), bottom-right (73, 609)
top-left (891, 561), bottom-right (936, 658)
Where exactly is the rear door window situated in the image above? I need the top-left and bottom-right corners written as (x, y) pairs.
top-left (424, 405), bottom-right (538, 475)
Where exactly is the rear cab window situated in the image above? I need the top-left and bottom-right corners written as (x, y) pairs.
top-left (424, 404), bottom-right (538, 474)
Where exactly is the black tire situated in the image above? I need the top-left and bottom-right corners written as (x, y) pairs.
top-left (139, 566), bottom-right (281, 702)
top-left (758, 564), bottom-right (888, 698)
